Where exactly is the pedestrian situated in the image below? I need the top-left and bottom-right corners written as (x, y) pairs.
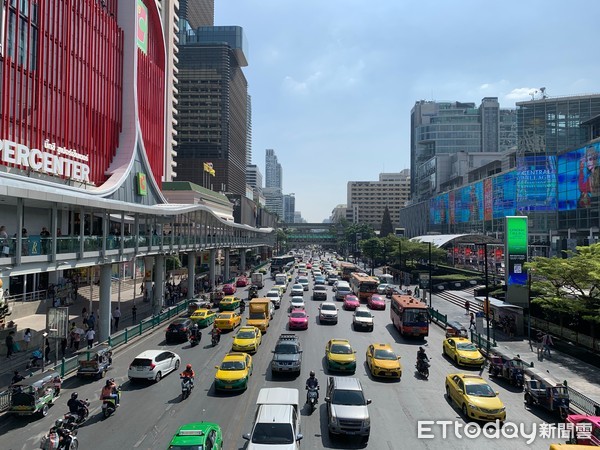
top-left (40, 226), bottom-right (50, 254)
top-left (469, 313), bottom-right (476, 330)
top-left (536, 331), bottom-right (544, 360)
top-left (131, 304), bottom-right (137, 323)
top-left (44, 338), bottom-right (51, 362)
top-left (140, 284), bottom-right (144, 295)
top-left (60, 337), bottom-right (67, 359)
top-left (464, 300), bottom-right (470, 315)
top-left (69, 322), bottom-right (77, 348)
top-left (20, 228), bottom-right (29, 256)
top-left (85, 328), bottom-right (95, 349)
top-left (112, 307), bottom-right (121, 330)
top-left (87, 311), bottom-right (96, 330)
top-left (542, 333), bottom-right (554, 358)
top-left (23, 328), bottom-right (32, 351)
top-left (0, 225), bottom-right (9, 256)
top-left (73, 326), bottom-right (82, 351)
top-left (5, 330), bottom-right (14, 359)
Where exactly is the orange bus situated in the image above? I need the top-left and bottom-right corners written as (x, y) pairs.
top-left (390, 295), bottom-right (429, 337)
top-left (339, 262), bottom-right (359, 281)
top-left (349, 273), bottom-right (379, 302)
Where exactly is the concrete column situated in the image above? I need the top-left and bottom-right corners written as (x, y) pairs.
top-left (48, 270), bottom-right (59, 286)
top-left (98, 264), bottom-right (112, 342)
top-left (209, 249), bottom-right (216, 289)
top-left (143, 257), bottom-right (154, 304)
top-left (240, 249), bottom-right (247, 274)
top-left (224, 248), bottom-right (230, 281)
top-left (187, 252), bottom-right (196, 300)
top-left (153, 254), bottom-right (165, 314)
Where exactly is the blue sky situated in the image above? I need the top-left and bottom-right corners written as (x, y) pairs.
top-left (216, 0), bottom-right (600, 223)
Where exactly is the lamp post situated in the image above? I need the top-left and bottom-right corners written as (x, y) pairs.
top-left (428, 242), bottom-right (432, 308)
top-left (477, 242), bottom-right (491, 355)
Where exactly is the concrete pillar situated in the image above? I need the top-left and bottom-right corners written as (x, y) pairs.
top-left (98, 264), bottom-right (112, 342)
top-left (48, 271), bottom-right (59, 286)
top-left (240, 249), bottom-right (247, 273)
top-left (187, 252), bottom-right (196, 300)
top-left (153, 255), bottom-right (165, 314)
top-left (224, 248), bottom-right (230, 281)
top-left (209, 249), bottom-right (216, 289)
top-left (144, 257), bottom-right (154, 304)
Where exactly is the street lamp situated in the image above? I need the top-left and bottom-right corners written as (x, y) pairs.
top-left (477, 243), bottom-right (491, 355)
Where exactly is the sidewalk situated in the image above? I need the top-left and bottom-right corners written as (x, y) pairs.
top-left (427, 287), bottom-right (600, 404)
top-left (0, 283), bottom-right (156, 391)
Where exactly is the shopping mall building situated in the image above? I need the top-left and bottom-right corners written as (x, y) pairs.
top-left (0, 0), bottom-right (273, 337)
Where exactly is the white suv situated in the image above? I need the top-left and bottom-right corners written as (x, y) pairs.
top-left (318, 302), bottom-right (339, 324)
top-left (352, 307), bottom-right (374, 331)
top-left (128, 350), bottom-right (181, 382)
top-left (266, 290), bottom-right (282, 309)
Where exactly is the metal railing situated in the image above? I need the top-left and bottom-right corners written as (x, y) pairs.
top-left (531, 317), bottom-right (600, 352)
top-left (0, 390), bottom-right (10, 413)
top-left (469, 330), bottom-right (497, 351)
top-left (428, 307), bottom-right (447, 326)
top-left (567, 386), bottom-right (600, 416)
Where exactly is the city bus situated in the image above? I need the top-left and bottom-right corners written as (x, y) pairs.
top-left (390, 294), bottom-right (429, 337)
top-left (349, 272), bottom-right (379, 302)
top-left (339, 262), bottom-right (359, 281)
top-left (271, 255), bottom-right (295, 274)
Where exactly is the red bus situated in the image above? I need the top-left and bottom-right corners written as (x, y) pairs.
top-left (349, 273), bottom-right (379, 302)
top-left (390, 295), bottom-right (429, 337)
top-left (339, 262), bottom-right (359, 281)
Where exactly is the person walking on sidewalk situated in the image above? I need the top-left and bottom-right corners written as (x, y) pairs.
top-left (5, 331), bottom-right (14, 359)
top-left (44, 338), bottom-right (51, 362)
top-left (23, 328), bottom-right (32, 351)
top-left (112, 307), bottom-right (121, 330)
top-left (469, 313), bottom-right (476, 330)
top-left (85, 328), bottom-right (95, 349)
top-left (536, 331), bottom-right (544, 360)
top-left (87, 311), bottom-right (96, 331)
top-left (131, 304), bottom-right (137, 323)
top-left (464, 300), bottom-right (470, 315)
top-left (542, 333), bottom-right (554, 358)
top-left (72, 326), bottom-right (82, 351)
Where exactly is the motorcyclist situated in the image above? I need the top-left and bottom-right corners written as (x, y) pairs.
top-left (239, 299), bottom-right (246, 313)
top-left (416, 347), bottom-right (428, 370)
top-left (190, 323), bottom-right (201, 342)
top-left (210, 325), bottom-right (222, 344)
top-left (67, 392), bottom-right (88, 421)
top-left (48, 419), bottom-right (72, 449)
top-left (180, 364), bottom-right (195, 388)
top-left (11, 370), bottom-right (24, 385)
top-left (100, 378), bottom-right (119, 406)
top-left (305, 370), bottom-right (319, 402)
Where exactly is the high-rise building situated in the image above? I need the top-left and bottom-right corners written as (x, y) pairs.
top-left (263, 187), bottom-right (283, 220)
top-left (265, 149), bottom-right (282, 189)
top-left (246, 165), bottom-right (263, 191)
top-left (410, 98), bottom-right (517, 202)
top-left (175, 26), bottom-right (249, 195)
top-left (283, 194), bottom-right (295, 223)
top-left (179, 0), bottom-right (214, 29)
top-left (246, 95), bottom-right (253, 165)
top-left (346, 171), bottom-right (411, 230)
top-left (330, 205), bottom-right (348, 223)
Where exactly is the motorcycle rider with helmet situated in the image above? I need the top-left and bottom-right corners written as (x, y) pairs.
top-left (190, 322), bottom-right (201, 343)
top-left (67, 392), bottom-right (88, 422)
top-left (48, 418), bottom-right (73, 449)
top-left (210, 325), bottom-right (222, 345)
top-left (305, 370), bottom-right (319, 403)
top-left (416, 347), bottom-right (429, 371)
top-left (180, 364), bottom-right (195, 388)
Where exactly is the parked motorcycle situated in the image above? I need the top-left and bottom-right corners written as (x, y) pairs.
top-left (64, 400), bottom-right (90, 427)
top-left (101, 388), bottom-right (121, 419)
top-left (181, 376), bottom-right (194, 400)
top-left (306, 386), bottom-right (319, 413)
top-left (416, 358), bottom-right (430, 379)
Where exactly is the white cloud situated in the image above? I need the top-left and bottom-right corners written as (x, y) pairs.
top-left (282, 72), bottom-right (322, 95)
top-left (505, 87), bottom-right (536, 101)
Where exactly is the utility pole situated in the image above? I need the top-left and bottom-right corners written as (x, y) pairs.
top-left (483, 243), bottom-right (491, 354)
top-left (428, 242), bottom-right (432, 308)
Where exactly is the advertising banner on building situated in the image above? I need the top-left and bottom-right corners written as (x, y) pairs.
top-left (504, 216), bottom-right (528, 286)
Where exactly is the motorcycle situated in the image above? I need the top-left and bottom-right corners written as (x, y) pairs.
top-left (101, 388), bottom-right (121, 419)
top-left (40, 427), bottom-right (78, 450)
top-left (189, 331), bottom-right (201, 347)
top-left (416, 358), bottom-right (430, 379)
top-left (306, 386), bottom-right (319, 412)
top-left (181, 376), bottom-right (194, 400)
top-left (211, 333), bottom-right (220, 347)
top-left (64, 400), bottom-right (90, 427)
top-left (26, 349), bottom-right (44, 369)
top-left (239, 301), bottom-right (246, 314)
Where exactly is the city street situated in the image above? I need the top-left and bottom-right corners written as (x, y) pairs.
top-left (1, 276), bottom-right (565, 449)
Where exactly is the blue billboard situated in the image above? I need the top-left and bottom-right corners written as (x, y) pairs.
top-left (558, 143), bottom-right (600, 211)
top-left (492, 171), bottom-right (516, 219)
top-left (454, 182), bottom-right (483, 223)
top-left (429, 193), bottom-right (449, 225)
top-left (515, 155), bottom-right (557, 212)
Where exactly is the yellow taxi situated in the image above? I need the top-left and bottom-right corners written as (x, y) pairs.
top-left (215, 312), bottom-right (241, 331)
top-left (214, 352), bottom-right (253, 391)
top-left (219, 296), bottom-right (241, 312)
top-left (273, 285), bottom-right (286, 297)
top-left (443, 337), bottom-right (485, 367)
top-left (325, 339), bottom-right (356, 373)
top-left (232, 326), bottom-right (262, 353)
top-left (365, 343), bottom-right (402, 380)
top-left (190, 308), bottom-right (216, 328)
top-left (445, 373), bottom-right (506, 422)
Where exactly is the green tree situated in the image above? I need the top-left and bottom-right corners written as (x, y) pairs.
top-left (525, 244), bottom-right (600, 328)
top-left (360, 238), bottom-right (383, 276)
top-left (379, 206), bottom-right (394, 237)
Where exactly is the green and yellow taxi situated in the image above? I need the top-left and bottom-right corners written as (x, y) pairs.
top-left (232, 326), bottom-right (262, 353)
top-left (190, 308), bottom-right (216, 328)
top-left (443, 337), bottom-right (485, 367)
top-left (273, 285), bottom-right (286, 298)
top-left (365, 343), bottom-right (402, 380)
top-left (445, 373), bottom-right (506, 422)
top-left (325, 339), bottom-right (357, 373)
top-left (214, 352), bottom-right (253, 392)
top-left (168, 421), bottom-right (223, 449)
top-left (219, 296), bottom-right (241, 312)
top-left (215, 312), bottom-right (241, 331)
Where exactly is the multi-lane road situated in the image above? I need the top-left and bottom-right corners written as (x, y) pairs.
top-left (1, 273), bottom-right (564, 449)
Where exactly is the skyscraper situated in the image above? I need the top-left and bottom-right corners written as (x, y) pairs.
top-left (246, 95), bottom-right (253, 165)
top-left (175, 26), bottom-right (249, 194)
top-left (265, 149), bottom-right (282, 188)
top-left (179, 0), bottom-right (214, 29)
top-left (283, 194), bottom-right (295, 223)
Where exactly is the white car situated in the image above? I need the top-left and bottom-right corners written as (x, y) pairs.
top-left (290, 284), bottom-right (304, 296)
top-left (377, 284), bottom-right (390, 295)
top-left (352, 306), bottom-right (374, 331)
top-left (266, 290), bottom-right (282, 308)
top-left (289, 297), bottom-right (306, 312)
top-left (318, 302), bottom-right (339, 324)
top-left (298, 277), bottom-right (310, 291)
top-left (128, 350), bottom-right (181, 382)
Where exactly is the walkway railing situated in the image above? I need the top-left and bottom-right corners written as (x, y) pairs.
top-left (428, 307), bottom-right (447, 326)
top-left (567, 385), bottom-right (600, 416)
top-left (469, 330), bottom-right (497, 351)
top-left (531, 317), bottom-right (600, 353)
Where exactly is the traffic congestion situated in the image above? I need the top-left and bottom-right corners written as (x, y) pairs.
top-left (1, 250), bottom-right (575, 449)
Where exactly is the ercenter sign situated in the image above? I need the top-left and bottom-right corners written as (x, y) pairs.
top-left (0, 138), bottom-right (90, 182)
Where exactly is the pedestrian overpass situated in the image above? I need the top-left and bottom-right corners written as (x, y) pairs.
top-left (279, 223), bottom-right (340, 247)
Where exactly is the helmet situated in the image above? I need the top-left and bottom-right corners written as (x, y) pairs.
top-left (310, 371), bottom-right (315, 377)
top-left (186, 364), bottom-right (192, 370)
top-left (71, 393), bottom-right (78, 400)
top-left (419, 347), bottom-right (425, 352)
top-left (55, 419), bottom-right (64, 428)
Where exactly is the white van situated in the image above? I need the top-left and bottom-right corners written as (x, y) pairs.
top-left (335, 281), bottom-right (352, 301)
